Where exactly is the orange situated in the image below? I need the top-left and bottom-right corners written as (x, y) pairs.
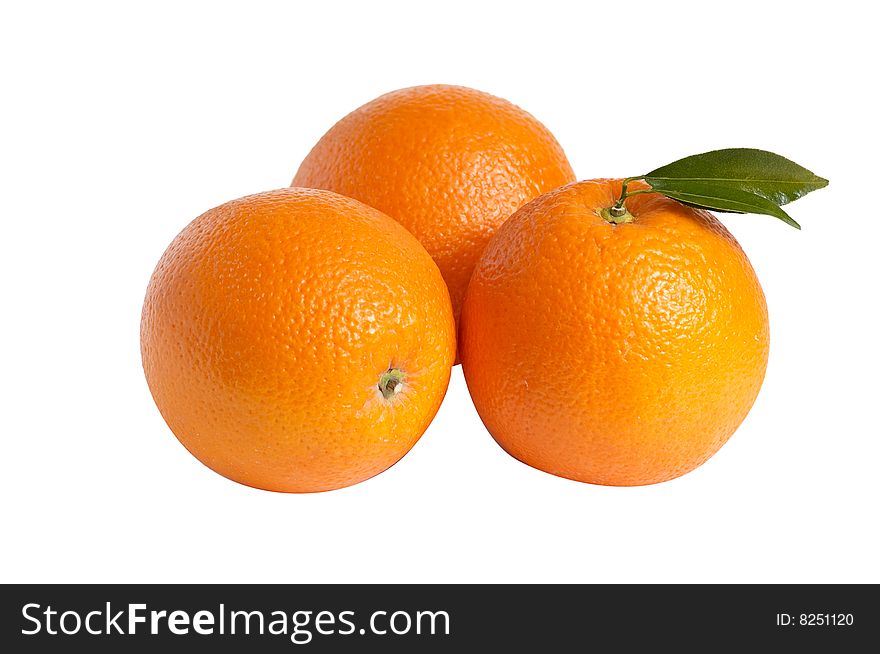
top-left (460, 179), bottom-right (769, 486)
top-left (141, 187), bottom-right (456, 493)
top-left (292, 84), bottom-right (576, 334)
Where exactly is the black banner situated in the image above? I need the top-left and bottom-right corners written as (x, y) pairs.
top-left (1, 584), bottom-right (876, 651)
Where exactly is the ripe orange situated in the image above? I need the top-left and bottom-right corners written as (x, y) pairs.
top-left (141, 188), bottom-right (456, 493)
top-left (460, 179), bottom-right (770, 486)
top-left (292, 84), bottom-right (576, 332)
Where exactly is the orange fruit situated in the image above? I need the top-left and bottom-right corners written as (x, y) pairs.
top-left (141, 188), bottom-right (455, 493)
top-left (460, 179), bottom-right (769, 486)
top-left (292, 84), bottom-right (576, 334)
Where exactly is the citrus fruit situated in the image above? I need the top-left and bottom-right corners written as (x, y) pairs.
top-left (460, 179), bottom-right (769, 486)
top-left (141, 187), bottom-right (456, 493)
top-left (292, 84), bottom-right (576, 333)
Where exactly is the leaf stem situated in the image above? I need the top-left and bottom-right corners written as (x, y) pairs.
top-left (603, 176), bottom-right (661, 223)
top-left (613, 176), bottom-right (646, 211)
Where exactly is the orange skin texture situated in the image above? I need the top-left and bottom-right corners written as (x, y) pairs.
top-left (292, 84), bottom-right (576, 333)
top-left (141, 188), bottom-right (456, 493)
top-left (460, 180), bottom-right (770, 486)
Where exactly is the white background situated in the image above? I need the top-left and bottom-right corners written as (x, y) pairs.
top-left (2, 1), bottom-right (878, 584)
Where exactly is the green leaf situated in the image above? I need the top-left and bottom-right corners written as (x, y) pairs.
top-left (644, 148), bottom-right (828, 206)
top-left (652, 182), bottom-right (801, 229)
